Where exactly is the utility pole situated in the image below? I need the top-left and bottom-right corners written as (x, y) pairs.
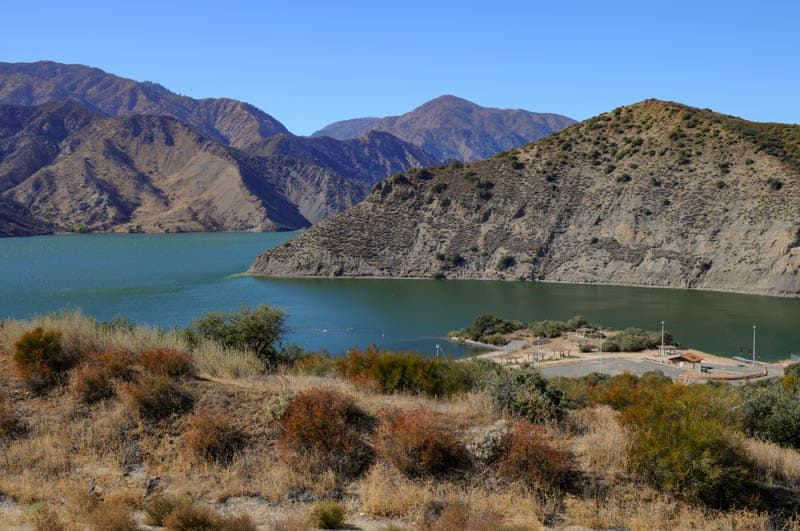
top-left (661, 320), bottom-right (665, 363)
top-left (752, 326), bottom-right (756, 365)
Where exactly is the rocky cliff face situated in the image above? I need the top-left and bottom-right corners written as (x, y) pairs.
top-left (251, 100), bottom-right (800, 297)
top-left (312, 95), bottom-right (576, 162)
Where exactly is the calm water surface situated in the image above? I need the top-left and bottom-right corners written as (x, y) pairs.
top-left (2, 232), bottom-right (799, 361)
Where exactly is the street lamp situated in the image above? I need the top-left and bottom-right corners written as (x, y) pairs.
top-left (661, 320), bottom-right (665, 363)
top-left (752, 326), bottom-right (756, 365)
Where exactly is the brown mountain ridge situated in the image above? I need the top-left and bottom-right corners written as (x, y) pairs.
top-left (312, 95), bottom-right (576, 162)
top-left (250, 99), bottom-right (800, 297)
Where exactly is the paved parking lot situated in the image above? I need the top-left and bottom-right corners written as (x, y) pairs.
top-left (539, 358), bottom-right (689, 379)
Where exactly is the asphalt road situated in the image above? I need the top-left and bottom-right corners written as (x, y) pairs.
top-left (539, 358), bottom-right (687, 379)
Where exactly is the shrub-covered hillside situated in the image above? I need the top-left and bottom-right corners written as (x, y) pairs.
top-left (0, 309), bottom-right (798, 529)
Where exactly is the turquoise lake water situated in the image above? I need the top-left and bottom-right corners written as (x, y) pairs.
top-left (1, 231), bottom-right (799, 361)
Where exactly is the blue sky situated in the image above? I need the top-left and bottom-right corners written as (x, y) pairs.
top-left (2, 1), bottom-right (798, 135)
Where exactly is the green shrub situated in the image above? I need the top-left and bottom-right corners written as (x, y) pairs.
top-left (278, 388), bottom-right (375, 478)
top-left (123, 376), bottom-right (194, 422)
top-left (767, 177), bottom-right (783, 190)
top-left (432, 182), bottom-right (448, 193)
top-left (622, 381), bottom-right (753, 508)
top-left (601, 327), bottom-right (671, 352)
top-left (334, 347), bottom-right (485, 398)
top-left (13, 327), bottom-right (74, 392)
top-left (309, 501), bottom-right (345, 529)
top-left (490, 368), bottom-right (566, 423)
top-left (715, 180), bottom-right (727, 189)
top-left (460, 314), bottom-right (524, 343)
top-left (784, 363), bottom-right (800, 394)
top-left (189, 305), bottom-right (287, 367)
top-left (744, 380), bottom-right (800, 450)
top-left (375, 407), bottom-right (470, 478)
top-left (616, 173), bottom-right (632, 183)
top-left (497, 255), bottom-right (516, 270)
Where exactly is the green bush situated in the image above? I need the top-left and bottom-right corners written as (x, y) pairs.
top-left (189, 305), bottom-right (286, 367)
top-left (309, 501), bottom-right (345, 529)
top-left (784, 363), bottom-right (800, 393)
top-left (460, 314), bottom-right (524, 343)
top-left (530, 315), bottom-right (593, 339)
top-left (622, 381), bottom-right (753, 508)
top-left (490, 368), bottom-right (566, 423)
top-left (13, 327), bottom-right (76, 392)
top-left (743, 380), bottom-right (800, 450)
top-left (601, 327), bottom-right (671, 352)
top-left (497, 255), bottom-right (516, 270)
top-left (334, 347), bottom-right (491, 398)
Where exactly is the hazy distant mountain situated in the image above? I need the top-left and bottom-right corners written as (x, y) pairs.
top-left (252, 99), bottom-right (800, 298)
top-left (311, 95), bottom-right (576, 162)
top-left (311, 117), bottom-right (380, 141)
top-left (0, 100), bottom-right (312, 234)
top-left (0, 61), bottom-right (289, 150)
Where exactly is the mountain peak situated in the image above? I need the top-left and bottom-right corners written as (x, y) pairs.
top-left (311, 96), bottom-right (575, 162)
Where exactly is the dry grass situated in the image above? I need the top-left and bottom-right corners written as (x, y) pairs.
top-left (743, 437), bottom-right (800, 488)
top-left (569, 405), bottom-right (628, 484)
top-left (564, 484), bottom-right (771, 530)
top-left (0, 315), bottom-right (797, 529)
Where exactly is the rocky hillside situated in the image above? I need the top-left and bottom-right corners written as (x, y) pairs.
top-left (0, 61), bottom-right (289, 149)
top-left (0, 101), bottom-right (311, 234)
top-left (251, 100), bottom-right (800, 297)
top-left (311, 95), bottom-right (575, 162)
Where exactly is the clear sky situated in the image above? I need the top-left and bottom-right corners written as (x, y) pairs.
top-left (2, 1), bottom-right (798, 135)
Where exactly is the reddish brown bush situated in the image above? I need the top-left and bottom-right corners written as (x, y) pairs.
top-left (496, 420), bottom-right (572, 490)
top-left (123, 376), bottom-right (194, 422)
top-left (137, 348), bottom-right (195, 378)
top-left (71, 364), bottom-right (116, 404)
top-left (12, 327), bottom-right (75, 392)
top-left (278, 388), bottom-right (375, 478)
top-left (71, 351), bottom-right (135, 404)
top-left (375, 407), bottom-right (470, 478)
top-left (184, 409), bottom-right (246, 463)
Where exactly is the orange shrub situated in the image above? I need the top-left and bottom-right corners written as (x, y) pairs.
top-left (123, 376), bottom-right (194, 422)
top-left (71, 364), bottom-right (116, 404)
top-left (375, 407), bottom-right (470, 478)
top-left (137, 348), bottom-right (195, 378)
top-left (92, 350), bottom-right (135, 380)
top-left (496, 420), bottom-right (573, 490)
top-left (184, 409), bottom-right (246, 464)
top-left (71, 350), bottom-right (135, 404)
top-left (278, 388), bottom-right (375, 478)
top-left (12, 327), bottom-right (75, 392)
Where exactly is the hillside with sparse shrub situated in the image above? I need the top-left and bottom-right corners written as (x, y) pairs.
top-left (251, 99), bottom-right (800, 297)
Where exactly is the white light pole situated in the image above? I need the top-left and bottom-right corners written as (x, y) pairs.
top-left (661, 320), bottom-right (665, 363)
top-left (752, 326), bottom-right (756, 365)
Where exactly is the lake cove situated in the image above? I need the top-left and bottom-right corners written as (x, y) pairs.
top-left (2, 232), bottom-right (800, 361)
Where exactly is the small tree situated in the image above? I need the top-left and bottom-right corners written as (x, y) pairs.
top-left (190, 305), bottom-right (287, 367)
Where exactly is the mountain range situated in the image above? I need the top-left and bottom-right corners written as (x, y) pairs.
top-left (250, 100), bottom-right (800, 297)
top-left (0, 61), bottom-right (571, 236)
top-left (312, 95), bottom-right (576, 162)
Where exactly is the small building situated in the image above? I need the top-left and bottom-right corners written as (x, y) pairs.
top-left (667, 352), bottom-right (703, 371)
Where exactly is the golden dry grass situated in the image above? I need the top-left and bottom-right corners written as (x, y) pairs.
top-left (0, 314), bottom-right (798, 529)
top-left (742, 437), bottom-right (800, 488)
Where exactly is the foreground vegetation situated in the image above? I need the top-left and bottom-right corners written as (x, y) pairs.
top-left (0, 309), bottom-right (798, 529)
